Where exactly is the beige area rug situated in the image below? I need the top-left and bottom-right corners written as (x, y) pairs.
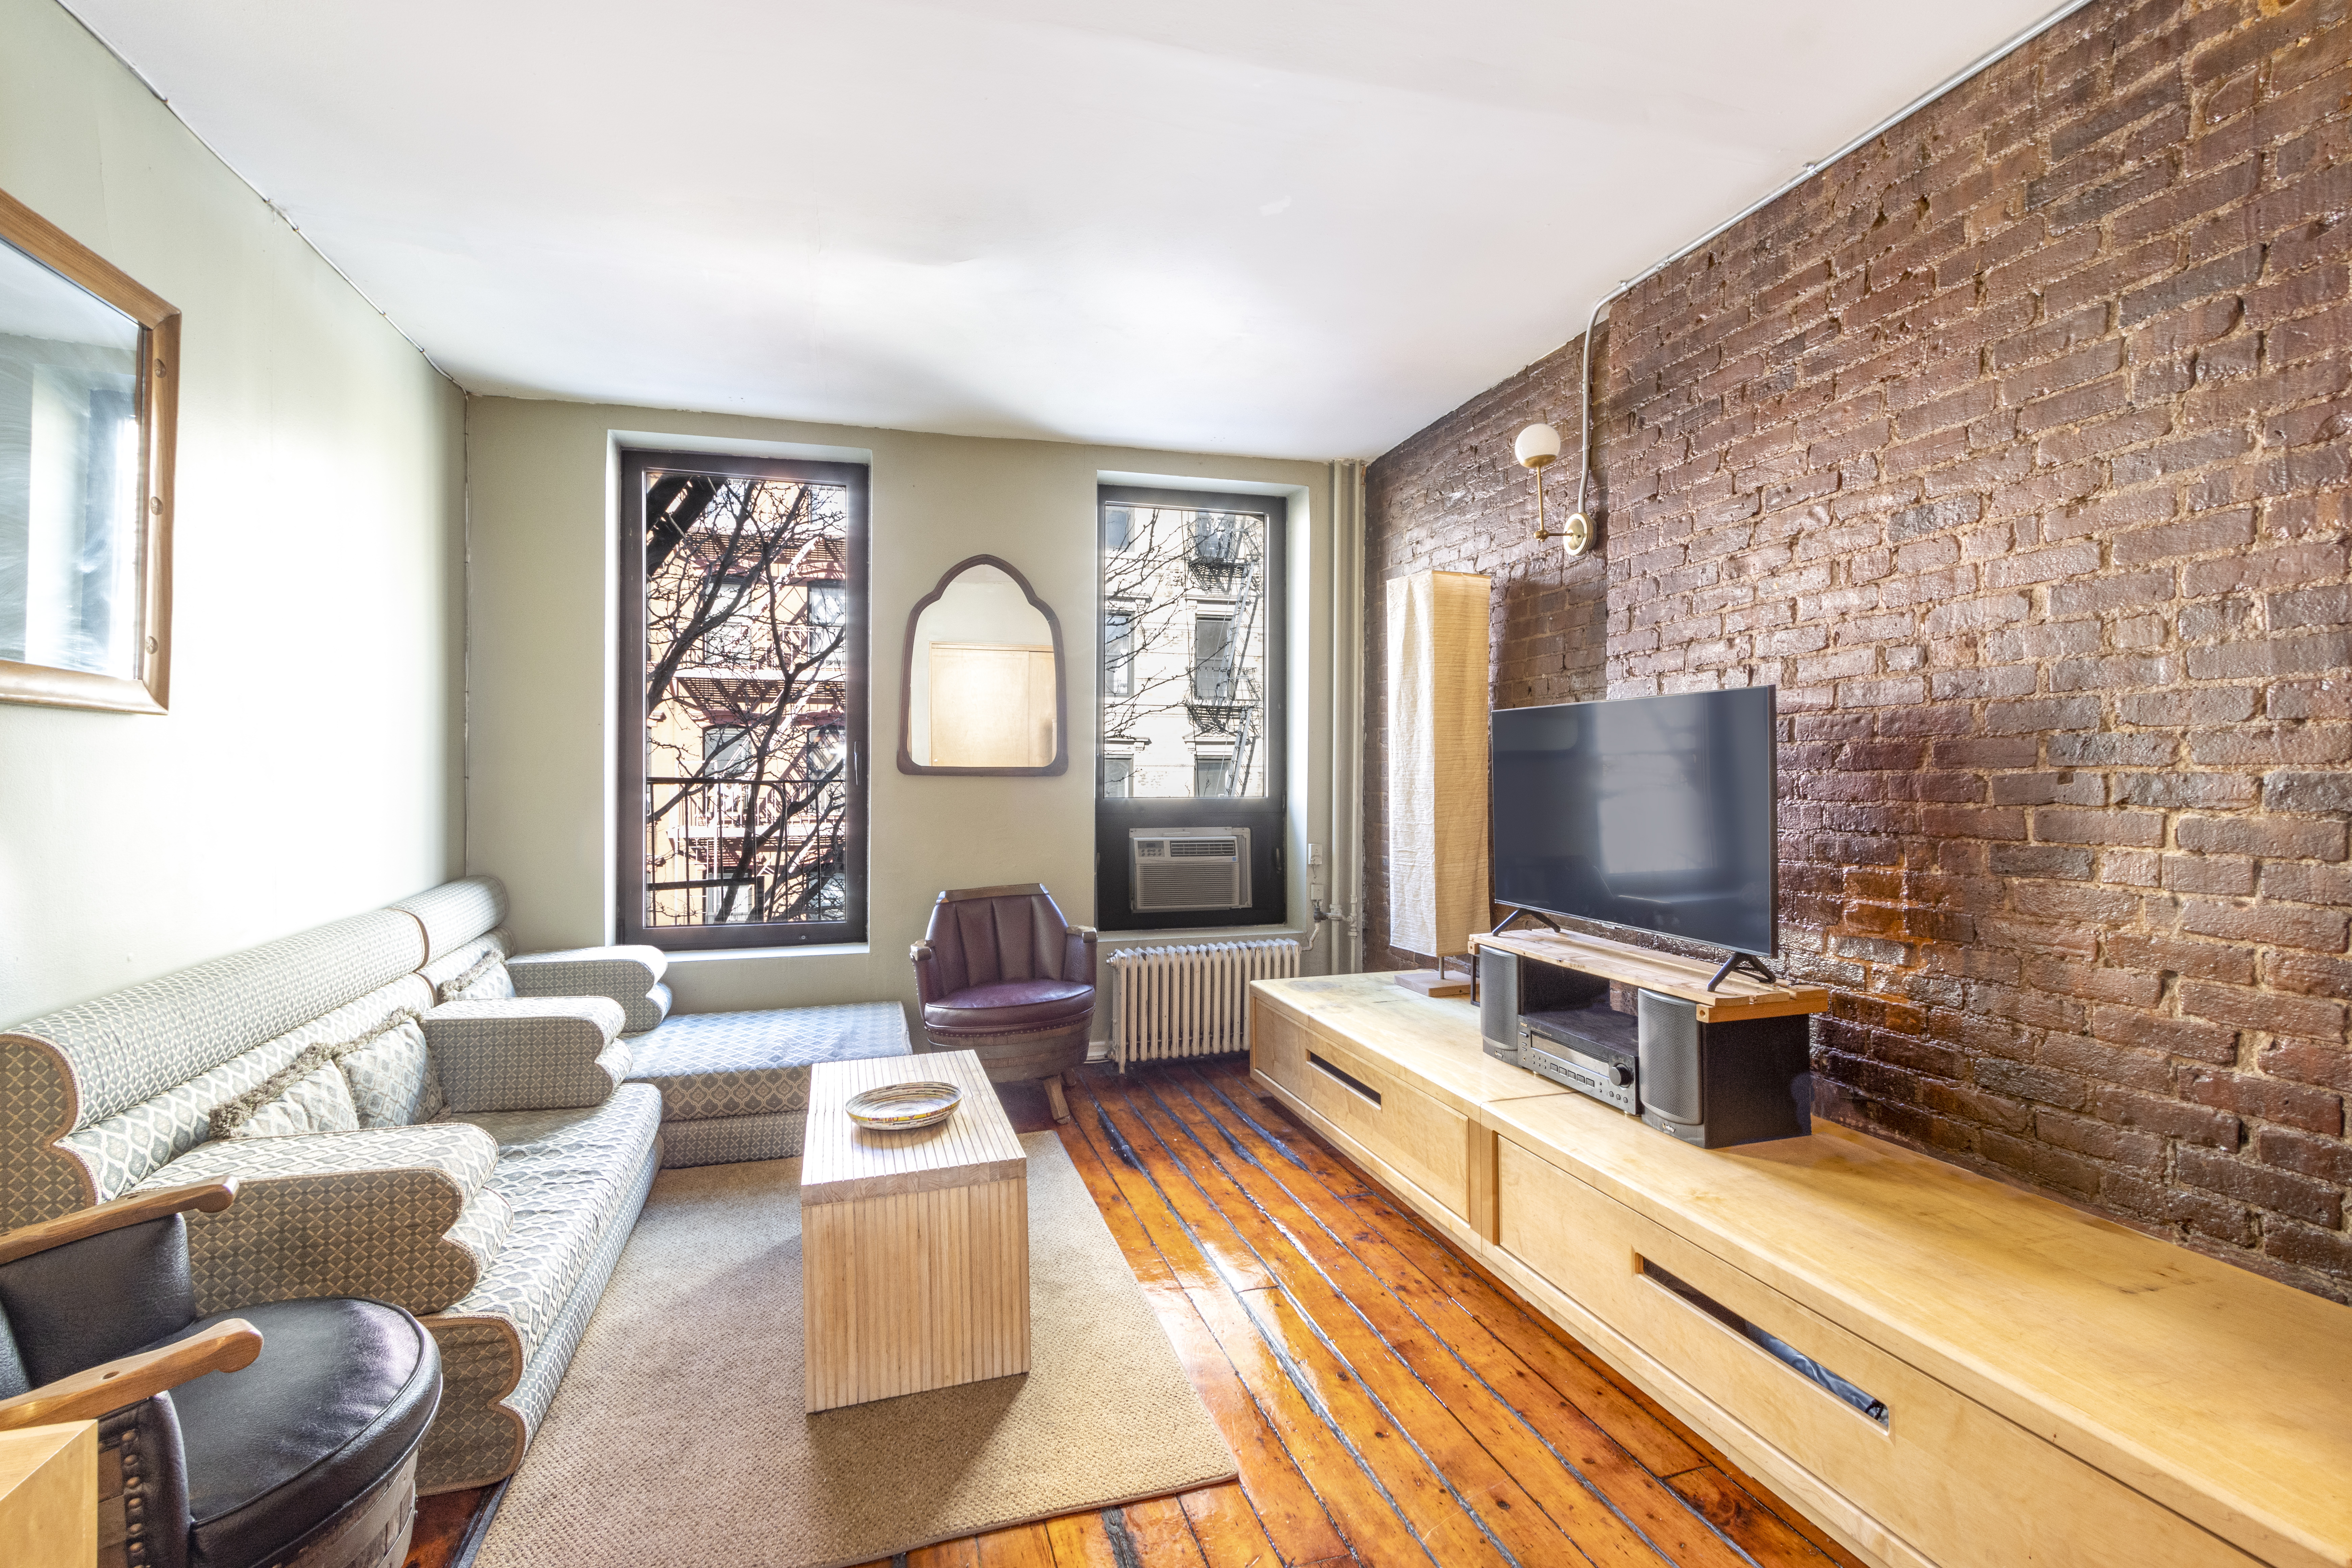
top-left (471, 1132), bottom-right (1236, 1568)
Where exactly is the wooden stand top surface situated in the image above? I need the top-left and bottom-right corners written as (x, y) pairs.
top-left (1469, 925), bottom-right (1828, 1023)
top-left (803, 1049), bottom-right (1026, 1205)
top-left (1252, 974), bottom-right (1570, 1117)
top-left (1480, 1086), bottom-right (2352, 1568)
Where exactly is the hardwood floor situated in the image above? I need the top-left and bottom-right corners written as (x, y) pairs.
top-left (407, 1059), bottom-right (1863, 1568)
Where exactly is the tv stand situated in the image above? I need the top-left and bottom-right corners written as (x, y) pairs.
top-left (1488, 905), bottom-right (1562, 937)
top-left (1247, 972), bottom-right (2352, 1568)
top-left (1706, 950), bottom-right (1778, 991)
top-left (1471, 923), bottom-right (1823, 1024)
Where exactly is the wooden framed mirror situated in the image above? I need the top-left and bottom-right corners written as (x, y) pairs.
top-left (897, 555), bottom-right (1067, 776)
top-left (0, 187), bottom-right (179, 714)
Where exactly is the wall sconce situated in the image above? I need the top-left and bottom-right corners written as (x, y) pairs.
top-left (1515, 422), bottom-right (1591, 558)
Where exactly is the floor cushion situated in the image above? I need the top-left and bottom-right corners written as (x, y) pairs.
top-left (620, 1003), bottom-right (911, 1167)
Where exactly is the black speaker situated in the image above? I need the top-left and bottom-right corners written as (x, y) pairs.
top-left (1636, 988), bottom-right (1812, 1148)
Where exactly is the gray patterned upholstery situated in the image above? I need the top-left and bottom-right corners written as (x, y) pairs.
top-left (442, 956), bottom-right (517, 1005)
top-left (393, 876), bottom-right (510, 963)
top-left (624, 1003), bottom-right (909, 1121)
top-left (11, 974), bottom-right (436, 1228)
top-left (613, 1002), bottom-right (910, 1168)
top-left (423, 999), bottom-right (630, 1112)
top-left (229, 1061), bottom-right (361, 1138)
top-left (502, 1140), bottom-right (659, 1444)
top-left (0, 914), bottom-right (429, 1227)
top-left (417, 1087), bottom-right (663, 1490)
top-left (340, 1016), bottom-right (442, 1127)
top-left (508, 946), bottom-right (670, 1034)
top-left (134, 1122), bottom-right (507, 1316)
top-left (657, 1110), bottom-right (806, 1168)
top-left (421, 930), bottom-right (511, 999)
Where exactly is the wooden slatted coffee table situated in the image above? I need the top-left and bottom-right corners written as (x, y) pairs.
top-left (801, 1048), bottom-right (1030, 1412)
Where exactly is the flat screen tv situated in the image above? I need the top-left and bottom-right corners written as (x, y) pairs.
top-left (1491, 686), bottom-right (1778, 957)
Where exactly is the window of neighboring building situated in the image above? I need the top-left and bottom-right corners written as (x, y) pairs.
top-left (1104, 608), bottom-right (1135, 698)
top-left (1095, 483), bottom-right (1286, 931)
top-left (619, 450), bottom-right (868, 949)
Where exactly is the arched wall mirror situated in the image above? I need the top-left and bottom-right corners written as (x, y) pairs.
top-left (898, 555), bottom-right (1068, 775)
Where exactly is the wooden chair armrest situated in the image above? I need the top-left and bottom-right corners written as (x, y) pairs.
top-left (0, 1319), bottom-right (262, 1433)
top-left (909, 941), bottom-right (934, 963)
top-left (0, 1181), bottom-right (239, 1269)
top-left (1073, 926), bottom-right (1098, 944)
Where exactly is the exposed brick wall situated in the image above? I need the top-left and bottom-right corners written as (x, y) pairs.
top-left (1363, 0), bottom-right (2352, 1299)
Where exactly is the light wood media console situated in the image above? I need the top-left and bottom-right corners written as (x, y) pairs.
top-left (1249, 970), bottom-right (2352, 1568)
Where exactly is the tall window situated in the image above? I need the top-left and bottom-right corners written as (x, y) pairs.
top-left (1096, 484), bottom-right (1285, 930)
top-left (619, 451), bottom-right (867, 948)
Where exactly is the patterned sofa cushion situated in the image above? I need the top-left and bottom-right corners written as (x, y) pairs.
top-left (217, 1057), bottom-right (362, 1139)
top-left (621, 1003), bottom-right (911, 1122)
top-left (423, 999), bottom-right (630, 1113)
top-left (507, 946), bottom-right (670, 1035)
top-left (339, 1016), bottom-right (441, 1127)
top-left (443, 1084), bottom-right (664, 1357)
top-left (18, 973), bottom-right (437, 1226)
top-left (439, 951), bottom-right (517, 1004)
top-left (135, 1122), bottom-right (508, 1316)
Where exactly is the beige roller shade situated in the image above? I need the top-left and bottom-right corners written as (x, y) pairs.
top-left (1386, 570), bottom-right (1491, 959)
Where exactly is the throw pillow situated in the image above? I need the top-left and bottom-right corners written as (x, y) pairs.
top-left (211, 1046), bottom-right (362, 1140)
top-left (337, 1014), bottom-right (443, 1127)
top-left (440, 950), bottom-right (515, 1004)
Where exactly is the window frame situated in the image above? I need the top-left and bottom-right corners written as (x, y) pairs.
top-left (616, 448), bottom-right (869, 951)
top-left (1094, 483), bottom-right (1287, 933)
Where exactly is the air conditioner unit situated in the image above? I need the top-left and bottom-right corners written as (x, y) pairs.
top-left (1130, 827), bottom-right (1252, 913)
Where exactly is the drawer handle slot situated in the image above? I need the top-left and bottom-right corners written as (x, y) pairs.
top-left (1308, 1052), bottom-right (1381, 1106)
top-left (1641, 1259), bottom-right (1888, 1426)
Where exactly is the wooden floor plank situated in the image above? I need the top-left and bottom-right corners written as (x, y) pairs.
top-left (1054, 1116), bottom-right (1181, 1292)
top-left (1064, 1075), bottom-right (1231, 1294)
top-left (1184, 1282), bottom-right (1456, 1568)
top-left (1104, 1073), bottom-right (1630, 1568)
top-left (1119, 1496), bottom-right (1215, 1568)
top-left (975, 1520), bottom-right (1059, 1568)
top-left (1065, 1073), bottom-right (1399, 1568)
top-left (1163, 1067), bottom-right (1779, 1568)
top-left (1146, 1071), bottom-right (1764, 1568)
top-left (1089, 1091), bottom-right (1276, 1295)
top-left (1192, 1064), bottom-right (1711, 1477)
top-left (1167, 1486), bottom-right (1272, 1568)
top-left (399, 1489), bottom-right (483, 1568)
top-left (1670, 1466), bottom-right (1874, 1568)
top-left (1059, 1100), bottom-right (1353, 1567)
top-left (1045, 1511), bottom-right (1124, 1568)
top-left (909, 1538), bottom-right (982, 1568)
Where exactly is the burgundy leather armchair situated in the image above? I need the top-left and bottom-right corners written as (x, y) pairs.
top-left (910, 883), bottom-right (1096, 1123)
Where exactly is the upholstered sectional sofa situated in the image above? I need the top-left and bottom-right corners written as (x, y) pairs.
top-left (0, 875), bottom-right (909, 1493)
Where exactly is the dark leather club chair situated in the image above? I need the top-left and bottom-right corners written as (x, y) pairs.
top-left (910, 883), bottom-right (1097, 1124)
top-left (0, 1179), bottom-right (442, 1568)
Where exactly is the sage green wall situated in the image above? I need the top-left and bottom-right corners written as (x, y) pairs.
top-left (464, 396), bottom-right (1338, 1018)
top-left (0, 0), bottom-right (466, 1023)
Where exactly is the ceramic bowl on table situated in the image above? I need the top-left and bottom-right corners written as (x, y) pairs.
top-left (844, 1080), bottom-right (963, 1132)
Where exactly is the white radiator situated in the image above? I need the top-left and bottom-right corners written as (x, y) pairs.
top-left (1105, 939), bottom-right (1302, 1072)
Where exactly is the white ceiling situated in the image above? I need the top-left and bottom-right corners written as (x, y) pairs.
top-left (66, 0), bottom-right (2062, 459)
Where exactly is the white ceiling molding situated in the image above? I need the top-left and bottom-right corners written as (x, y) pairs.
top-left (63, 0), bottom-right (2064, 459)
